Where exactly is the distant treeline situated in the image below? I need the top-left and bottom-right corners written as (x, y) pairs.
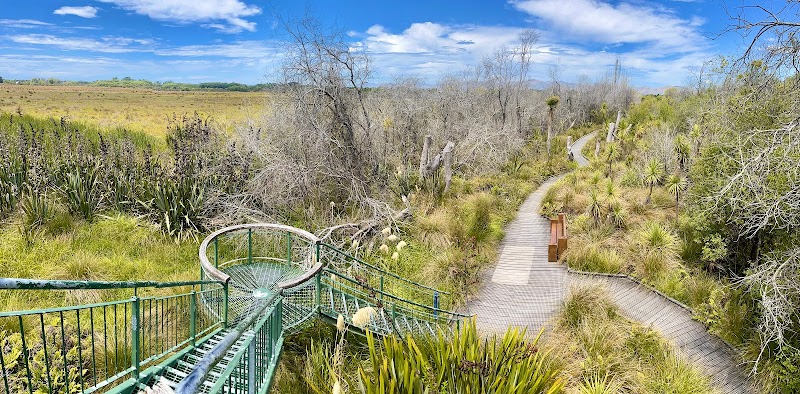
top-left (0, 76), bottom-right (277, 92)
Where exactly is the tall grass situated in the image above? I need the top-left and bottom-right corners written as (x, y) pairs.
top-left (547, 284), bottom-right (716, 393)
top-left (0, 214), bottom-right (199, 312)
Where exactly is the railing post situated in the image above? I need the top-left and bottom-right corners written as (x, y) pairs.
top-left (190, 289), bottom-right (197, 347)
top-left (314, 273), bottom-right (321, 307)
top-left (314, 242), bottom-right (321, 307)
top-left (433, 291), bottom-right (439, 319)
top-left (131, 296), bottom-right (140, 380)
top-left (214, 238), bottom-right (219, 268)
top-left (223, 282), bottom-right (229, 329)
top-left (247, 340), bottom-right (255, 394)
top-left (286, 231), bottom-right (292, 264)
top-left (380, 276), bottom-right (384, 301)
top-left (274, 298), bottom-right (283, 347)
top-left (247, 229), bottom-right (253, 265)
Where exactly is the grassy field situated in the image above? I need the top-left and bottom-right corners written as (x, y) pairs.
top-left (0, 84), bottom-right (267, 138)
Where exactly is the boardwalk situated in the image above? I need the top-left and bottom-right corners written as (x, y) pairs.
top-left (469, 132), bottom-right (752, 393)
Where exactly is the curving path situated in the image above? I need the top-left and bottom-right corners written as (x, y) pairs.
top-left (468, 132), bottom-right (752, 393)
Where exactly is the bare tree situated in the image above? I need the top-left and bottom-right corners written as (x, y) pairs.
top-left (280, 16), bottom-right (374, 181)
top-left (724, 1), bottom-right (800, 72)
top-left (545, 95), bottom-right (559, 156)
top-left (482, 30), bottom-right (539, 133)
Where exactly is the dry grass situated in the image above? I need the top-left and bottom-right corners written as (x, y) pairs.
top-left (544, 284), bottom-right (718, 394)
top-left (0, 84), bottom-right (267, 138)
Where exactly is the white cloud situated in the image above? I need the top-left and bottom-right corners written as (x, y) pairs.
top-left (156, 41), bottom-right (278, 58)
top-left (3, 33), bottom-right (278, 60)
top-left (512, 0), bottom-right (705, 51)
top-left (359, 22), bottom-right (556, 80)
top-left (5, 34), bottom-right (152, 53)
top-left (0, 19), bottom-right (53, 28)
top-left (363, 22), bottom-right (522, 55)
top-left (357, 19), bottom-right (710, 87)
top-left (54, 6), bottom-right (99, 18)
top-left (97, 0), bottom-right (261, 33)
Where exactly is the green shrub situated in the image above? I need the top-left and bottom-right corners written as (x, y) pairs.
top-left (139, 177), bottom-right (206, 241)
top-left (0, 327), bottom-right (89, 394)
top-left (744, 345), bottom-right (800, 394)
top-left (638, 253), bottom-right (672, 281)
top-left (0, 154), bottom-right (24, 214)
top-left (650, 189), bottom-right (674, 208)
top-left (637, 351), bottom-right (715, 394)
top-left (698, 287), bottom-right (754, 346)
top-left (457, 193), bottom-right (498, 245)
top-left (21, 187), bottom-right (52, 230)
top-left (607, 201), bottom-right (628, 229)
top-left (571, 214), bottom-right (592, 234)
top-left (624, 324), bottom-right (662, 362)
top-left (561, 187), bottom-right (576, 211)
top-left (44, 208), bottom-right (75, 236)
top-left (682, 273), bottom-right (719, 309)
top-left (589, 171), bottom-right (603, 186)
top-left (542, 185), bottom-right (560, 207)
top-left (620, 168), bottom-right (639, 187)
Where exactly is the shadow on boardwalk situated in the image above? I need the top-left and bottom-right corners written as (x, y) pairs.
top-left (467, 132), bottom-right (753, 394)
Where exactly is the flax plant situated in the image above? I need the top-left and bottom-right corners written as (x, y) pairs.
top-left (359, 319), bottom-right (564, 393)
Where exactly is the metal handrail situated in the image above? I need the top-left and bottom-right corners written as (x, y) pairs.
top-left (198, 223), bottom-right (321, 283)
top-left (176, 293), bottom-right (281, 394)
top-left (0, 277), bottom-right (220, 290)
top-left (319, 242), bottom-right (450, 295)
top-left (321, 268), bottom-right (471, 319)
top-left (0, 281), bottom-right (227, 394)
top-left (0, 222), bottom-right (470, 394)
top-left (180, 227), bottom-right (323, 393)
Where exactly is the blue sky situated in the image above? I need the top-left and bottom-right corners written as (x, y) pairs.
top-left (0, 0), bottom-right (753, 87)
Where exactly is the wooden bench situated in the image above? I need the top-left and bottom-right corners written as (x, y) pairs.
top-left (548, 213), bottom-right (568, 262)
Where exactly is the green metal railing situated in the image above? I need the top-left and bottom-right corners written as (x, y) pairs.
top-left (318, 243), bottom-right (454, 310)
top-left (1, 223), bottom-right (470, 393)
top-left (318, 267), bottom-right (470, 336)
top-left (203, 296), bottom-right (283, 394)
top-left (0, 279), bottom-right (224, 394)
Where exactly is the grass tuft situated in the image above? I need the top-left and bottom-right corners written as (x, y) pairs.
top-left (560, 284), bottom-right (618, 328)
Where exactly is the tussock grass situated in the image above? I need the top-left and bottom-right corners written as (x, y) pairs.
top-left (546, 284), bottom-right (717, 393)
top-left (565, 241), bottom-right (624, 274)
top-left (560, 284), bottom-right (619, 328)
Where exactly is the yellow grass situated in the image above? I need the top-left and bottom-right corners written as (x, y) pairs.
top-left (0, 84), bottom-right (268, 138)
